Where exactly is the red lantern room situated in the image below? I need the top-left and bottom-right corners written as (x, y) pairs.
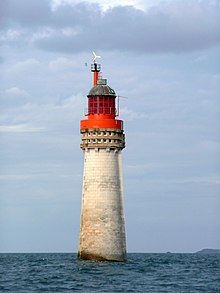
top-left (80, 61), bottom-right (123, 130)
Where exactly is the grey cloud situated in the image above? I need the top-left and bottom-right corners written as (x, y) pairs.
top-left (0, 0), bottom-right (51, 27)
top-left (0, 0), bottom-right (99, 28)
top-left (51, 2), bottom-right (100, 28)
top-left (1, 0), bottom-right (220, 53)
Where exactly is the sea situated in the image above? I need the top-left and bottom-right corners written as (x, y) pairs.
top-left (0, 253), bottom-right (219, 292)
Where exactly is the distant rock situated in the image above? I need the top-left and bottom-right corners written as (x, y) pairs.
top-left (196, 249), bottom-right (220, 254)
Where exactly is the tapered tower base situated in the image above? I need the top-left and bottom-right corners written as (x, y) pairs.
top-left (78, 146), bottom-right (126, 262)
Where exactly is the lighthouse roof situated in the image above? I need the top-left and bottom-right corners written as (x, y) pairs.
top-left (88, 85), bottom-right (116, 96)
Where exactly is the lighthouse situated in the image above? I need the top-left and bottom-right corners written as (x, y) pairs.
top-left (78, 54), bottom-right (126, 261)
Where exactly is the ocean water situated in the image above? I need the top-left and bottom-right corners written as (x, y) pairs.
top-left (0, 253), bottom-right (219, 292)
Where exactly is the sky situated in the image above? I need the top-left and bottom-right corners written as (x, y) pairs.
top-left (0, 0), bottom-right (220, 253)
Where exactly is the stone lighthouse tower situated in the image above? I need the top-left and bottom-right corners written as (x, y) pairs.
top-left (78, 54), bottom-right (126, 261)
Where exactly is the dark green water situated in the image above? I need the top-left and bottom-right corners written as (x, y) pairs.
top-left (0, 253), bottom-right (219, 292)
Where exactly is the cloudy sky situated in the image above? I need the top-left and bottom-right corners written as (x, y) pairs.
top-left (0, 0), bottom-right (219, 253)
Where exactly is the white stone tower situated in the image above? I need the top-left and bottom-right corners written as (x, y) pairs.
top-left (78, 56), bottom-right (126, 261)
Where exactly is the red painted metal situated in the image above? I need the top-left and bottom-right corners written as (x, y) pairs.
top-left (80, 117), bottom-right (123, 129)
top-left (80, 62), bottom-right (124, 131)
top-left (94, 71), bottom-right (98, 86)
top-left (88, 96), bottom-right (116, 115)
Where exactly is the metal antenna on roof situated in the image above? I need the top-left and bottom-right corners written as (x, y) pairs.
top-left (91, 52), bottom-right (101, 86)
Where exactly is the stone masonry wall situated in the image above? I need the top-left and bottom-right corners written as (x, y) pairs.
top-left (80, 128), bottom-right (125, 150)
top-left (78, 148), bottom-right (126, 261)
